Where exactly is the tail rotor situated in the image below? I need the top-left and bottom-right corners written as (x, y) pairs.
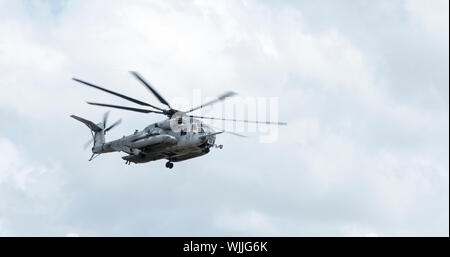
top-left (71, 111), bottom-right (122, 151)
top-left (102, 111), bottom-right (109, 130)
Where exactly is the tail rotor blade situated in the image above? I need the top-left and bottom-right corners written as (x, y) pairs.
top-left (105, 119), bottom-right (122, 133)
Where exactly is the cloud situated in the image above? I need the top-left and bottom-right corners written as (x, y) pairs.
top-left (0, 138), bottom-right (70, 236)
top-left (213, 209), bottom-right (275, 235)
top-left (66, 232), bottom-right (79, 237)
top-left (405, 0), bottom-right (449, 44)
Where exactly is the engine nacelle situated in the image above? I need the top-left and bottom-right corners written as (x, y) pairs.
top-left (130, 134), bottom-right (177, 149)
top-left (156, 120), bottom-right (172, 130)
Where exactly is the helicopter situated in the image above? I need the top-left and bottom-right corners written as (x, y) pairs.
top-left (71, 71), bottom-right (286, 169)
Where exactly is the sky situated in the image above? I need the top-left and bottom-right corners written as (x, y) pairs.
top-left (0, 0), bottom-right (448, 236)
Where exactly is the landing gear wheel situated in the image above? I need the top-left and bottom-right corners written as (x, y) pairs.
top-left (165, 161), bottom-right (174, 169)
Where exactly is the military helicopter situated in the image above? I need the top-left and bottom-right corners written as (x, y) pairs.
top-left (71, 71), bottom-right (286, 169)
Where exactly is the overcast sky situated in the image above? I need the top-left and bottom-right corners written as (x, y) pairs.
top-left (0, 0), bottom-right (448, 236)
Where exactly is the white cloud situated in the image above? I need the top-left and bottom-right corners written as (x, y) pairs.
top-left (0, 138), bottom-right (34, 190)
top-left (213, 209), bottom-right (275, 235)
top-left (285, 118), bottom-right (320, 144)
top-left (0, 137), bottom-right (72, 236)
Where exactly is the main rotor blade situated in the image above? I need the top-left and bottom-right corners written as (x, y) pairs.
top-left (189, 115), bottom-right (287, 125)
top-left (72, 78), bottom-right (165, 111)
top-left (130, 71), bottom-right (171, 108)
top-left (185, 91), bottom-right (237, 113)
top-left (87, 102), bottom-right (165, 114)
top-left (83, 138), bottom-right (94, 150)
top-left (223, 130), bottom-right (247, 137)
top-left (105, 119), bottom-right (122, 133)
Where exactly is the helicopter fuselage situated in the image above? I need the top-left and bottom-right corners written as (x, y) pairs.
top-left (71, 71), bottom-right (285, 169)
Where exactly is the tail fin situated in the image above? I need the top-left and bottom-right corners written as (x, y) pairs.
top-left (70, 115), bottom-right (105, 150)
